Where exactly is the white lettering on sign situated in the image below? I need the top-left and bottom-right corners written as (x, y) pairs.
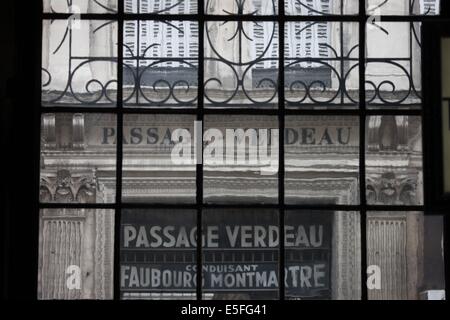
top-left (122, 225), bottom-right (325, 249)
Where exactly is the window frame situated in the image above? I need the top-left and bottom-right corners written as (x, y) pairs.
top-left (35, 0), bottom-right (449, 300)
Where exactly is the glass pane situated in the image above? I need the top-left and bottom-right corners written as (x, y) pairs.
top-left (40, 113), bottom-right (117, 204)
top-left (365, 22), bottom-right (421, 108)
top-left (43, 0), bottom-right (118, 13)
top-left (124, 0), bottom-right (198, 14)
top-left (285, 22), bottom-right (359, 109)
top-left (286, 0), bottom-right (359, 15)
top-left (122, 114), bottom-right (196, 203)
top-left (204, 21), bottom-right (278, 107)
top-left (42, 20), bottom-right (118, 107)
top-left (205, 0), bottom-right (278, 15)
top-left (203, 115), bottom-right (279, 204)
top-left (203, 209), bottom-right (279, 300)
top-left (120, 209), bottom-right (197, 300)
top-left (285, 116), bottom-right (360, 205)
top-left (365, 116), bottom-right (423, 205)
top-left (123, 20), bottom-right (198, 108)
top-left (367, 212), bottom-right (445, 300)
top-left (366, 0), bottom-right (440, 15)
top-left (38, 209), bottom-right (115, 299)
top-left (285, 211), bottom-right (361, 300)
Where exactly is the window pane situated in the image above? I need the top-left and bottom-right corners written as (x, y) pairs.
top-left (203, 209), bottom-right (279, 300)
top-left (285, 116), bottom-right (360, 204)
top-left (40, 113), bottom-right (117, 204)
top-left (124, 0), bottom-right (197, 14)
top-left (441, 38), bottom-right (450, 193)
top-left (365, 116), bottom-right (423, 205)
top-left (285, 211), bottom-right (361, 300)
top-left (122, 114), bottom-right (196, 203)
top-left (123, 20), bottom-right (199, 108)
top-left (38, 209), bottom-right (115, 299)
top-left (205, 0), bottom-right (278, 15)
top-left (120, 209), bottom-right (197, 300)
top-left (43, 0), bottom-right (118, 13)
top-left (204, 21), bottom-right (278, 107)
top-left (286, 0), bottom-right (359, 15)
top-left (366, 0), bottom-right (440, 15)
top-left (366, 22), bottom-right (421, 109)
top-left (203, 115), bottom-right (279, 204)
top-left (42, 20), bottom-right (118, 107)
top-left (285, 22), bottom-right (359, 109)
top-left (367, 212), bottom-right (445, 300)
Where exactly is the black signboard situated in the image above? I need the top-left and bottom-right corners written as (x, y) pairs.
top-left (120, 210), bottom-right (332, 298)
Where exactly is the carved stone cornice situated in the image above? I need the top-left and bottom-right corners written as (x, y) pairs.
top-left (366, 171), bottom-right (420, 205)
top-left (40, 169), bottom-right (99, 203)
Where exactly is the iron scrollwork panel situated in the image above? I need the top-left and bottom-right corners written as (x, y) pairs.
top-left (284, 21), bottom-right (360, 108)
top-left (204, 20), bottom-right (279, 108)
top-left (42, 19), bottom-right (118, 107)
top-left (365, 22), bottom-right (423, 108)
top-left (43, 0), bottom-right (118, 14)
top-left (123, 20), bottom-right (199, 108)
top-left (124, 0), bottom-right (198, 14)
top-left (205, 0), bottom-right (278, 15)
top-left (366, 0), bottom-right (440, 16)
top-left (285, 0), bottom-right (359, 16)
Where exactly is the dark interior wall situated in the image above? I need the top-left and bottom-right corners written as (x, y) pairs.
top-left (0, 0), bottom-right (14, 301)
top-left (1, 1), bottom-right (41, 299)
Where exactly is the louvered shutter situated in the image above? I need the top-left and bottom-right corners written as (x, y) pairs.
top-left (284, 0), bottom-right (330, 68)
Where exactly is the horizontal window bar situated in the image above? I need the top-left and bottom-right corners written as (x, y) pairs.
top-left (39, 107), bottom-right (423, 116)
top-left (41, 13), bottom-right (444, 22)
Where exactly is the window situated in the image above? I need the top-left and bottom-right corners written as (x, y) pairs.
top-left (38, 0), bottom-right (446, 300)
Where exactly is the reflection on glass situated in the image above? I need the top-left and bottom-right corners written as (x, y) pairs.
top-left (366, 22), bottom-right (421, 108)
top-left (367, 212), bottom-right (445, 300)
top-left (43, 0), bottom-right (118, 13)
top-left (40, 113), bottom-right (117, 204)
top-left (42, 20), bottom-right (118, 107)
top-left (122, 114), bottom-right (196, 203)
top-left (204, 21), bottom-right (278, 107)
top-left (205, 0), bottom-right (278, 15)
top-left (38, 209), bottom-right (115, 299)
top-left (285, 211), bottom-right (333, 300)
top-left (285, 211), bottom-right (361, 300)
top-left (123, 21), bottom-right (198, 108)
top-left (366, 0), bottom-right (440, 15)
top-left (124, 0), bottom-right (197, 14)
top-left (203, 209), bottom-right (279, 300)
top-left (365, 116), bottom-right (423, 205)
top-left (285, 116), bottom-right (360, 204)
top-left (285, 22), bottom-right (359, 108)
top-left (286, 0), bottom-right (359, 15)
top-left (203, 115), bottom-right (279, 204)
top-left (120, 210), bottom-right (197, 300)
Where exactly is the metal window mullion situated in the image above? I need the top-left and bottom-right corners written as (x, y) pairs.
top-left (278, 0), bottom-right (286, 301)
top-left (359, 0), bottom-right (368, 301)
top-left (113, 0), bottom-right (124, 301)
top-left (37, 107), bottom-right (424, 116)
top-left (196, 0), bottom-right (205, 301)
top-left (37, 202), bottom-right (427, 211)
top-left (42, 13), bottom-right (447, 22)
